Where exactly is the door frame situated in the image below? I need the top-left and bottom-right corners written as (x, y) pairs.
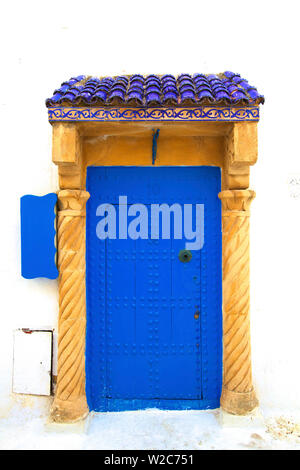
top-left (50, 120), bottom-right (259, 422)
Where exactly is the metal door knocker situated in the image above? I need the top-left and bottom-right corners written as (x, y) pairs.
top-left (178, 249), bottom-right (192, 263)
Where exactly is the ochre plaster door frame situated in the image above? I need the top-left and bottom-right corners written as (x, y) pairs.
top-left (50, 120), bottom-right (258, 422)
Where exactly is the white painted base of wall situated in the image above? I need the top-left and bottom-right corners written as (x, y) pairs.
top-left (45, 414), bottom-right (92, 434)
top-left (219, 409), bottom-right (264, 428)
top-left (1, 399), bottom-right (300, 450)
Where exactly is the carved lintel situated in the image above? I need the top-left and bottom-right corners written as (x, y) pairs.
top-left (52, 123), bottom-right (81, 165)
top-left (52, 123), bottom-right (84, 189)
top-left (224, 122), bottom-right (258, 190)
top-left (51, 189), bottom-right (90, 423)
top-left (227, 122), bottom-right (258, 167)
top-left (218, 189), bottom-right (258, 415)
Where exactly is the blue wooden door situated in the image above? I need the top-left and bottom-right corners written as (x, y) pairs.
top-left (86, 166), bottom-right (222, 411)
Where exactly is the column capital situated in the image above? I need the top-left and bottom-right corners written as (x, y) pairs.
top-left (58, 190), bottom-right (90, 216)
top-left (219, 189), bottom-right (255, 213)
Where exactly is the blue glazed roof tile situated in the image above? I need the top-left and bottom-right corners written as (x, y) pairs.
top-left (46, 72), bottom-right (264, 107)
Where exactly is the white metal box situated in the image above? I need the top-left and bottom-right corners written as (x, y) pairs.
top-left (13, 329), bottom-right (52, 396)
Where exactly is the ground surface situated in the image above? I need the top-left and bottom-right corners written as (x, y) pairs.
top-left (1, 398), bottom-right (300, 450)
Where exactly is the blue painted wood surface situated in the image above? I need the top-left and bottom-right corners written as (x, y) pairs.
top-left (20, 193), bottom-right (58, 279)
top-left (86, 167), bottom-right (222, 411)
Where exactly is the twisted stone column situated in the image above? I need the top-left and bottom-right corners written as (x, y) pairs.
top-left (51, 189), bottom-right (90, 422)
top-left (219, 190), bottom-right (258, 415)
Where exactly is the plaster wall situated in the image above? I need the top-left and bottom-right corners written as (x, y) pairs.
top-left (1, 0), bottom-right (300, 415)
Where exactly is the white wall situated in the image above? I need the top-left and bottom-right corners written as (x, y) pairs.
top-left (1, 0), bottom-right (300, 413)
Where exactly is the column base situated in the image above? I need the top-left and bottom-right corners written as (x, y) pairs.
top-left (50, 396), bottom-right (89, 423)
top-left (221, 387), bottom-right (259, 415)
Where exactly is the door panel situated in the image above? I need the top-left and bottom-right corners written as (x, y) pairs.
top-left (86, 166), bottom-right (222, 411)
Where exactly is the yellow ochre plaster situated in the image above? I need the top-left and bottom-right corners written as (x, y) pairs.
top-left (51, 119), bottom-right (258, 422)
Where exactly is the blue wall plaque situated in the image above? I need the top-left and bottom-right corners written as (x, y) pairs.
top-left (20, 193), bottom-right (58, 279)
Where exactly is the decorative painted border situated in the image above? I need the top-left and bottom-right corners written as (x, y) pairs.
top-left (48, 106), bottom-right (259, 122)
